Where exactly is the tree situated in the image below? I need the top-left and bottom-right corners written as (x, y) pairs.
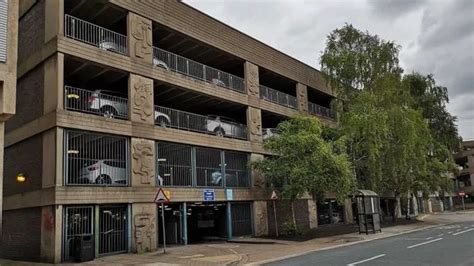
top-left (320, 24), bottom-right (403, 105)
top-left (253, 115), bottom-right (355, 230)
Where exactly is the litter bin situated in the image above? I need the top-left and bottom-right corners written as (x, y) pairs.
top-left (74, 235), bottom-right (94, 262)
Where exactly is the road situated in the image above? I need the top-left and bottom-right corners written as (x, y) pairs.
top-left (265, 221), bottom-right (474, 266)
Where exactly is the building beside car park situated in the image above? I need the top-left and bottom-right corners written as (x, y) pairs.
top-left (1, 0), bottom-right (344, 263)
top-left (0, 0), bottom-right (18, 240)
top-left (455, 140), bottom-right (474, 200)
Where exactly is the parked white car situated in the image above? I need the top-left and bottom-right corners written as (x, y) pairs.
top-left (205, 115), bottom-right (245, 138)
top-left (87, 90), bottom-right (171, 125)
top-left (98, 38), bottom-right (126, 54)
top-left (78, 159), bottom-right (127, 184)
top-left (262, 128), bottom-right (280, 140)
top-left (210, 171), bottom-right (236, 186)
top-left (153, 57), bottom-right (169, 70)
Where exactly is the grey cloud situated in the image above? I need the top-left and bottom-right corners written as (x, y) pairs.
top-left (368, 0), bottom-right (426, 18)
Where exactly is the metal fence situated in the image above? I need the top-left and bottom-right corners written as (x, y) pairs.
top-left (64, 130), bottom-right (130, 186)
top-left (308, 102), bottom-right (336, 120)
top-left (153, 47), bottom-right (246, 93)
top-left (259, 85), bottom-right (297, 109)
top-left (65, 86), bottom-right (128, 119)
top-left (65, 14), bottom-right (128, 55)
top-left (156, 142), bottom-right (193, 187)
top-left (63, 206), bottom-right (94, 261)
top-left (231, 203), bottom-right (253, 236)
top-left (98, 205), bottom-right (128, 255)
top-left (155, 105), bottom-right (248, 140)
top-left (156, 142), bottom-right (250, 188)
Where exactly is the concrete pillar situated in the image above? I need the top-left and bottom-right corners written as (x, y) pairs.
top-left (308, 199), bottom-right (318, 229)
top-left (250, 153), bottom-right (265, 188)
top-left (44, 0), bottom-right (64, 42)
top-left (131, 138), bottom-right (156, 187)
top-left (247, 107), bottom-right (262, 142)
top-left (428, 199), bottom-right (433, 213)
top-left (227, 202), bottom-right (232, 239)
top-left (344, 198), bottom-right (354, 224)
top-left (40, 205), bottom-right (62, 263)
top-left (244, 61), bottom-right (259, 97)
top-left (44, 53), bottom-right (64, 114)
top-left (296, 83), bottom-right (308, 113)
top-left (0, 123), bottom-right (3, 236)
top-left (42, 129), bottom-right (57, 188)
top-left (132, 203), bottom-right (157, 253)
top-left (412, 196), bottom-right (419, 216)
top-left (253, 201), bottom-right (269, 236)
top-left (129, 74), bottom-right (154, 125)
top-left (127, 12), bottom-right (153, 64)
top-left (395, 197), bottom-right (402, 218)
top-left (181, 202), bottom-right (188, 245)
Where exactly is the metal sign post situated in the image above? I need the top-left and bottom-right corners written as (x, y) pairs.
top-left (459, 191), bottom-right (466, 210)
top-left (155, 188), bottom-right (171, 254)
top-left (271, 190), bottom-right (279, 237)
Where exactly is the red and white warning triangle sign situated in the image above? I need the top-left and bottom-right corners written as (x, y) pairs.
top-left (154, 188), bottom-right (170, 203)
top-left (270, 190), bottom-right (278, 200)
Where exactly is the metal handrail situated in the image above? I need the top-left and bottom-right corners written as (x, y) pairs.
top-left (65, 14), bottom-right (128, 55)
top-left (308, 101), bottom-right (336, 120)
top-left (155, 105), bottom-right (248, 140)
top-left (259, 84), bottom-right (297, 109)
top-left (153, 47), bottom-right (246, 93)
top-left (64, 85), bottom-right (128, 120)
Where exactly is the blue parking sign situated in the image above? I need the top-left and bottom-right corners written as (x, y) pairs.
top-left (203, 189), bottom-right (215, 201)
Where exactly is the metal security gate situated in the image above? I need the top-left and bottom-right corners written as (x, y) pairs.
top-left (99, 205), bottom-right (128, 255)
top-left (63, 206), bottom-right (94, 261)
top-left (231, 203), bottom-right (253, 236)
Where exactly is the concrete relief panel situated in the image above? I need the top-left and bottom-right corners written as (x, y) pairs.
top-left (129, 74), bottom-right (154, 125)
top-left (132, 204), bottom-right (156, 253)
top-left (250, 153), bottom-right (265, 188)
top-left (245, 62), bottom-right (259, 97)
top-left (296, 83), bottom-right (308, 113)
top-left (253, 201), bottom-right (269, 236)
top-left (128, 13), bottom-right (152, 63)
top-left (247, 107), bottom-right (262, 142)
top-left (308, 199), bottom-right (318, 229)
top-left (131, 138), bottom-right (155, 187)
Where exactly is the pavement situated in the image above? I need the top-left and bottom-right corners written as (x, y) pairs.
top-left (0, 210), bottom-right (472, 265)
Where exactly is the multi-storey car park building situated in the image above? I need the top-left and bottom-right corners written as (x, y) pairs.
top-left (455, 141), bottom-right (474, 199)
top-left (0, 0), bottom-right (347, 263)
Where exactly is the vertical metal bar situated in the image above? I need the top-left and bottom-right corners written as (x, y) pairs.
top-left (191, 147), bottom-right (196, 187)
top-left (95, 205), bottom-right (99, 257)
top-left (227, 202), bottom-right (232, 239)
top-left (221, 151), bottom-right (226, 188)
top-left (182, 202), bottom-right (188, 245)
top-left (161, 203), bottom-right (166, 253)
top-left (127, 204), bottom-right (132, 252)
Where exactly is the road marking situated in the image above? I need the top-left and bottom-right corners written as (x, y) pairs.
top-left (436, 234), bottom-right (444, 237)
top-left (347, 254), bottom-right (386, 266)
top-left (453, 228), bottom-right (474, 236)
top-left (426, 237), bottom-right (433, 240)
top-left (448, 231), bottom-right (452, 234)
top-left (407, 238), bottom-right (442, 249)
top-left (464, 226), bottom-right (469, 229)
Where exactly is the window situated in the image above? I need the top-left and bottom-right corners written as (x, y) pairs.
top-left (156, 142), bottom-right (192, 187)
top-left (196, 147), bottom-right (222, 187)
top-left (0, 0), bottom-right (7, 62)
top-left (224, 151), bottom-right (249, 187)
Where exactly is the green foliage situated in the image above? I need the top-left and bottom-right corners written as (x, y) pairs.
top-left (320, 24), bottom-right (403, 104)
top-left (281, 220), bottom-right (300, 236)
top-left (320, 24), bottom-right (461, 199)
top-left (253, 115), bottom-right (355, 204)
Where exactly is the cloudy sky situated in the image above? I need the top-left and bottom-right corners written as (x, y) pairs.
top-left (186, 0), bottom-right (474, 140)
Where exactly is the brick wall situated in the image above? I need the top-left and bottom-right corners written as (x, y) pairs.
top-left (3, 134), bottom-right (43, 197)
top-left (18, 0), bottom-right (45, 64)
top-left (5, 65), bottom-right (44, 132)
top-left (1, 207), bottom-right (42, 261)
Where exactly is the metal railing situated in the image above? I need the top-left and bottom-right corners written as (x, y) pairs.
top-left (153, 47), bottom-right (246, 93)
top-left (308, 102), bottom-right (336, 120)
top-left (63, 206), bottom-right (94, 261)
top-left (259, 84), bottom-right (297, 109)
top-left (64, 130), bottom-right (130, 186)
top-left (65, 86), bottom-right (128, 120)
top-left (155, 105), bottom-right (248, 140)
top-left (65, 14), bottom-right (128, 55)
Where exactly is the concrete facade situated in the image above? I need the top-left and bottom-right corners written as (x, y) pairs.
top-left (2, 1), bottom-right (338, 263)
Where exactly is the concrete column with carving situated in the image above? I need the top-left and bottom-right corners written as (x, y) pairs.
top-left (131, 138), bottom-right (156, 187)
top-left (308, 199), bottom-right (318, 229)
top-left (247, 107), bottom-right (263, 142)
top-left (244, 61), bottom-right (260, 97)
top-left (127, 12), bottom-right (153, 64)
top-left (296, 83), bottom-right (308, 113)
top-left (132, 203), bottom-right (157, 253)
top-left (40, 205), bottom-right (62, 263)
top-left (344, 198), bottom-right (354, 224)
top-left (253, 201), bottom-right (269, 236)
top-left (129, 74), bottom-right (155, 125)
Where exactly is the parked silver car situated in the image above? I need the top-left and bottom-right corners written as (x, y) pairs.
top-left (210, 170), bottom-right (236, 186)
top-left (87, 90), bottom-right (171, 125)
top-left (205, 115), bottom-right (245, 138)
top-left (98, 38), bottom-right (126, 54)
top-left (78, 159), bottom-right (127, 184)
top-left (263, 128), bottom-right (280, 140)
